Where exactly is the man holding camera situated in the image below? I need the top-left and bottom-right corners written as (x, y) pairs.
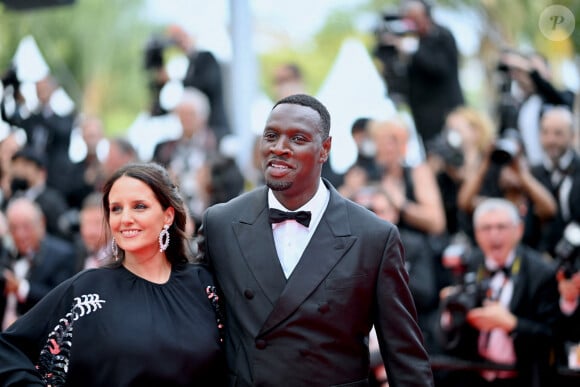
top-left (382, 0), bottom-right (464, 146)
top-left (167, 24), bottom-right (231, 144)
top-left (527, 106), bottom-right (580, 382)
top-left (528, 106), bottom-right (580, 257)
top-left (457, 127), bottom-right (557, 244)
top-left (497, 51), bottom-right (575, 166)
top-left (439, 198), bottom-right (559, 387)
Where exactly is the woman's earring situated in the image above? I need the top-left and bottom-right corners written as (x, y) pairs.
top-left (159, 225), bottom-right (170, 252)
top-left (112, 238), bottom-right (119, 261)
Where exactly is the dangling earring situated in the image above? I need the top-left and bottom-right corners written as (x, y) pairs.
top-left (159, 225), bottom-right (170, 252)
top-left (112, 237), bottom-right (119, 261)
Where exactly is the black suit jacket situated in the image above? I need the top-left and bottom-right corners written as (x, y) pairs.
top-left (183, 50), bottom-right (231, 142)
top-left (440, 245), bottom-right (560, 386)
top-left (528, 152), bottom-right (580, 255)
top-left (407, 24), bottom-right (464, 144)
top-left (17, 234), bottom-right (75, 315)
top-left (199, 180), bottom-right (433, 387)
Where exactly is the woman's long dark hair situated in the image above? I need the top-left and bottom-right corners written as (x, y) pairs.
top-left (102, 162), bottom-right (191, 266)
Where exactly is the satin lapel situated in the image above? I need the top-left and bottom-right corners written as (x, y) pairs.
top-left (509, 248), bottom-right (526, 312)
top-left (259, 186), bottom-right (356, 334)
top-left (233, 191), bottom-right (286, 306)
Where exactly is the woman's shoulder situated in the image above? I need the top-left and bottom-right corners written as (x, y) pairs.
top-left (176, 262), bottom-right (215, 283)
top-left (62, 267), bottom-right (122, 291)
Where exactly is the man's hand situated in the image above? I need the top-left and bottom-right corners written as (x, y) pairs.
top-left (466, 300), bottom-right (517, 332)
top-left (558, 271), bottom-right (580, 302)
top-left (3, 269), bottom-right (19, 295)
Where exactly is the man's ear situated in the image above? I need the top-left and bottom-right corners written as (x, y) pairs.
top-left (320, 136), bottom-right (332, 163)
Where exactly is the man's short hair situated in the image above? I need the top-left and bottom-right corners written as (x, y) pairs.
top-left (272, 94), bottom-right (331, 139)
top-left (351, 117), bottom-right (370, 136)
top-left (11, 147), bottom-right (47, 169)
top-left (177, 87), bottom-right (211, 124)
top-left (473, 198), bottom-right (522, 227)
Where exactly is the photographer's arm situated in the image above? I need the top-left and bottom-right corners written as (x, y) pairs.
top-left (514, 158), bottom-right (557, 220)
top-left (457, 156), bottom-right (490, 213)
top-left (529, 70), bottom-right (575, 108)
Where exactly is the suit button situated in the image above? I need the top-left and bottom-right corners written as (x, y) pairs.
top-left (318, 303), bottom-right (330, 313)
top-left (244, 289), bottom-right (254, 299)
top-left (255, 339), bottom-right (267, 349)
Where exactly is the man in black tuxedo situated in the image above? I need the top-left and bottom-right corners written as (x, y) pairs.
top-left (8, 147), bottom-right (69, 240)
top-left (527, 106), bottom-right (580, 257)
top-left (198, 94), bottom-right (433, 386)
top-left (167, 24), bottom-right (231, 144)
top-left (438, 198), bottom-right (559, 387)
top-left (396, 0), bottom-right (464, 146)
top-left (2, 197), bottom-right (74, 327)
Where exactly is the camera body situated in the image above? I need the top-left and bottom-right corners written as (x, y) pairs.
top-left (438, 243), bottom-right (488, 351)
top-left (490, 128), bottom-right (521, 166)
top-left (375, 12), bottom-right (417, 43)
top-left (428, 129), bottom-right (464, 168)
top-left (439, 270), bottom-right (488, 351)
top-left (143, 35), bottom-right (176, 70)
top-left (555, 222), bottom-right (580, 278)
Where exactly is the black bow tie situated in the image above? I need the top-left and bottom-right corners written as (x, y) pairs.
top-left (488, 266), bottom-right (511, 278)
top-left (268, 208), bottom-right (312, 227)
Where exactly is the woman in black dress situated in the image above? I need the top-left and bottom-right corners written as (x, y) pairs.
top-left (0, 162), bottom-right (226, 386)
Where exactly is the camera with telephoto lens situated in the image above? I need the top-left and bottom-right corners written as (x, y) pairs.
top-left (555, 222), bottom-right (580, 279)
top-left (490, 128), bottom-right (521, 166)
top-left (427, 129), bottom-right (464, 168)
top-left (143, 35), bottom-right (176, 70)
top-left (375, 11), bottom-right (417, 44)
top-left (437, 242), bottom-right (488, 351)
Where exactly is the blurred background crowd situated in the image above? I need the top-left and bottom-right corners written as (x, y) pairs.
top-left (0, 0), bottom-right (579, 386)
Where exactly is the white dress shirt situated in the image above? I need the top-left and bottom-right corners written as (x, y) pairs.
top-left (479, 252), bottom-right (517, 380)
top-left (268, 179), bottom-right (330, 278)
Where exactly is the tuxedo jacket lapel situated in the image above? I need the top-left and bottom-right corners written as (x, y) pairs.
top-left (509, 247), bottom-right (526, 312)
top-left (233, 187), bottom-right (287, 306)
top-left (260, 187), bottom-right (356, 335)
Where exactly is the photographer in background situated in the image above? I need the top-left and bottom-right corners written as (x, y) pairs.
top-left (554, 246), bottom-right (580, 386)
top-left (166, 24), bottom-right (231, 144)
top-left (6, 147), bottom-right (69, 241)
top-left (437, 198), bottom-right (559, 387)
top-left (496, 50), bottom-right (575, 166)
top-left (0, 73), bottom-right (76, 201)
top-left (528, 106), bottom-right (580, 258)
top-left (428, 106), bottom-right (496, 237)
top-left (457, 127), bottom-right (557, 244)
top-left (375, 0), bottom-right (464, 146)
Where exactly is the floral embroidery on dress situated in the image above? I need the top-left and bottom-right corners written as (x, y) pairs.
top-left (205, 286), bottom-right (224, 343)
top-left (36, 294), bottom-right (106, 387)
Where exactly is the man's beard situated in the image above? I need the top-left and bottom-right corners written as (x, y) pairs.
top-left (266, 179), bottom-right (292, 191)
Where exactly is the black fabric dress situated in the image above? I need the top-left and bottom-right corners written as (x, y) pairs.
top-left (0, 263), bottom-right (226, 387)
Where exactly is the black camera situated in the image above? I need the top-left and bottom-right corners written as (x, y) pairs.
top-left (143, 35), bottom-right (176, 70)
top-left (490, 128), bottom-right (521, 165)
top-left (375, 12), bottom-right (417, 37)
top-left (555, 222), bottom-right (580, 279)
top-left (438, 242), bottom-right (488, 350)
top-left (427, 129), bottom-right (464, 168)
top-left (1, 64), bottom-right (21, 97)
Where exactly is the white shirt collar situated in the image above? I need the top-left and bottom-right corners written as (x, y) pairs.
top-left (542, 149), bottom-right (574, 173)
top-left (485, 250), bottom-right (516, 272)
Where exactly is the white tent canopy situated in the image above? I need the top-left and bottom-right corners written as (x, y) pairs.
top-left (316, 38), bottom-right (396, 174)
top-left (316, 38), bottom-right (424, 173)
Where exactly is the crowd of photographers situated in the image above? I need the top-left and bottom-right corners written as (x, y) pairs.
top-left (359, 1), bottom-right (579, 386)
top-left (0, 0), bottom-right (579, 386)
